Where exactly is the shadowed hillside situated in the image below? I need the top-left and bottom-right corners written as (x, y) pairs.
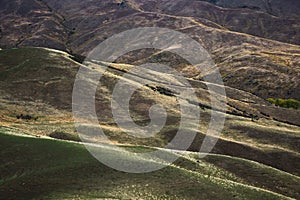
top-left (0, 1), bottom-right (300, 199)
top-left (1, 0), bottom-right (300, 101)
top-left (0, 48), bottom-right (299, 177)
top-left (0, 127), bottom-right (299, 199)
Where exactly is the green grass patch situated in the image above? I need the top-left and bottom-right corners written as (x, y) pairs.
top-left (0, 129), bottom-right (295, 199)
top-left (267, 98), bottom-right (300, 109)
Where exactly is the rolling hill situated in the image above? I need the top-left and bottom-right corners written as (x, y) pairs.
top-left (0, 0), bottom-right (300, 199)
top-left (0, 47), bottom-right (299, 199)
top-left (1, 0), bottom-right (300, 101)
top-left (1, 127), bottom-right (299, 199)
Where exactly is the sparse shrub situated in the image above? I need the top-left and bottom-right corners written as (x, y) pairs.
top-left (16, 114), bottom-right (38, 121)
top-left (267, 98), bottom-right (300, 109)
top-left (70, 53), bottom-right (86, 64)
top-left (49, 131), bottom-right (80, 142)
top-left (146, 84), bottom-right (176, 97)
top-left (117, 0), bottom-right (126, 8)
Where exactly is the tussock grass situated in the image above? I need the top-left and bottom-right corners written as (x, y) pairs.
top-left (0, 128), bottom-right (298, 199)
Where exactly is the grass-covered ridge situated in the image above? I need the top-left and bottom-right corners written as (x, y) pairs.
top-left (267, 98), bottom-right (300, 110)
top-left (0, 47), bottom-right (299, 199)
top-left (0, 127), bottom-right (299, 199)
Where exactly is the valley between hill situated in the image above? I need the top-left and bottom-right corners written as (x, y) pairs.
top-left (0, 47), bottom-right (299, 199)
top-left (0, 0), bottom-right (300, 199)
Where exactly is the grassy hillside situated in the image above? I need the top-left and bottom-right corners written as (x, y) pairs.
top-left (2, 1), bottom-right (300, 100)
top-left (1, 1), bottom-right (300, 198)
top-left (0, 47), bottom-right (299, 199)
top-left (0, 127), bottom-right (299, 199)
top-left (0, 47), bottom-right (299, 176)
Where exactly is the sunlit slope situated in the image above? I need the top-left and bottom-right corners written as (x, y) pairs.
top-left (0, 128), bottom-right (299, 199)
top-left (0, 47), bottom-right (299, 177)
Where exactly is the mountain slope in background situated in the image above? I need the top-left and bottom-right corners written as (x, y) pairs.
top-left (0, 0), bottom-right (300, 199)
top-left (0, 0), bottom-right (300, 100)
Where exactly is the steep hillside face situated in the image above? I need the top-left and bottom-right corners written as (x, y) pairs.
top-left (0, 0), bottom-right (300, 101)
top-left (0, 1), bottom-right (300, 199)
top-left (215, 0), bottom-right (300, 19)
top-left (0, 0), bottom-right (299, 50)
top-left (130, 0), bottom-right (300, 45)
top-left (0, 48), bottom-right (79, 109)
top-left (1, 48), bottom-right (300, 178)
top-left (0, 0), bottom-right (68, 50)
top-left (1, 0), bottom-right (300, 49)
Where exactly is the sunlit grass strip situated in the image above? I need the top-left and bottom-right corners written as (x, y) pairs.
top-left (267, 98), bottom-right (300, 110)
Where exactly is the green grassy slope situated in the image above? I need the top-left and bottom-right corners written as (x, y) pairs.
top-left (0, 127), bottom-right (298, 199)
